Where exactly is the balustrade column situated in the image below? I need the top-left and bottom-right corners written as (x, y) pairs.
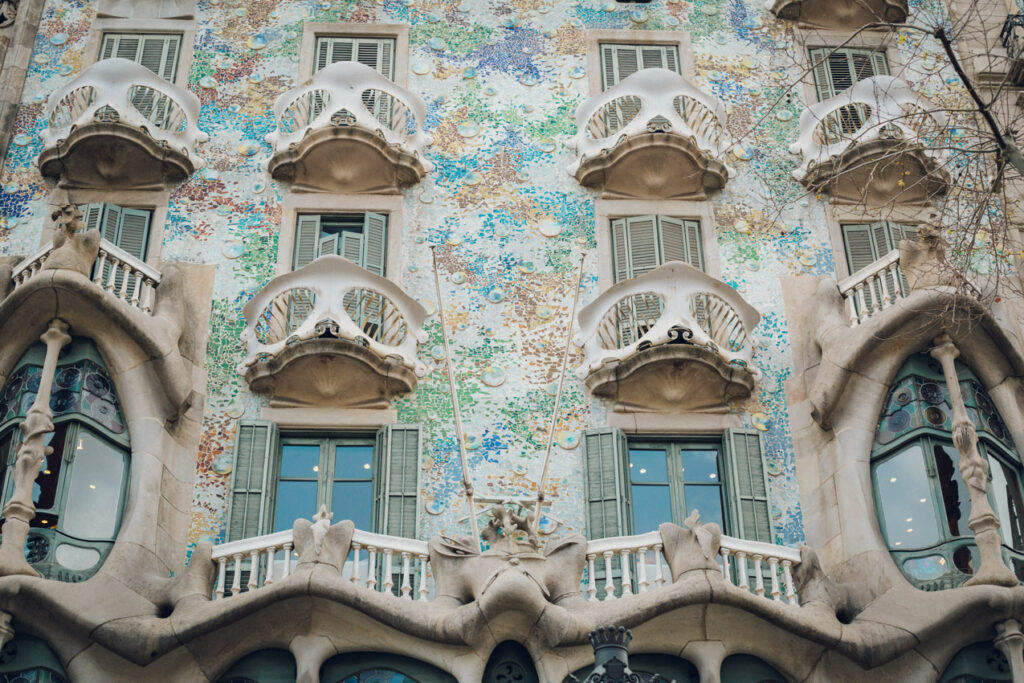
top-left (215, 558), bottom-right (227, 599)
top-left (417, 555), bottom-right (429, 601)
top-left (994, 619), bottom-right (1024, 683)
top-left (351, 543), bottom-right (362, 585)
top-left (720, 547), bottom-right (732, 585)
top-left (653, 544), bottom-right (665, 587)
top-left (637, 547), bottom-right (649, 593)
top-left (247, 550), bottom-right (260, 591)
top-left (401, 552), bottom-right (412, 598)
top-left (283, 542), bottom-right (293, 577)
top-left (619, 549), bottom-right (633, 596)
top-left (230, 553), bottom-right (243, 595)
top-left (931, 335), bottom-right (1017, 587)
top-left (782, 560), bottom-right (797, 604)
top-left (0, 320), bottom-right (70, 577)
top-left (603, 551), bottom-right (616, 600)
top-left (586, 555), bottom-right (597, 601)
top-left (768, 557), bottom-right (781, 601)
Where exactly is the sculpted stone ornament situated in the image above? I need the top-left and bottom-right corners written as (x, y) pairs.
top-left (292, 505), bottom-right (354, 572)
top-left (0, 320), bottom-right (70, 578)
top-left (994, 619), bottom-right (1024, 683)
top-left (42, 205), bottom-right (101, 277)
top-left (792, 546), bottom-right (871, 623)
top-left (898, 224), bottom-right (962, 293)
top-left (0, 1), bottom-right (16, 29)
top-left (568, 626), bottom-right (666, 683)
top-left (659, 510), bottom-right (722, 580)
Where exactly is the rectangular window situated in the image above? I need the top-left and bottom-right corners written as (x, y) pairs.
top-left (628, 439), bottom-right (726, 534)
top-left (841, 221), bottom-right (916, 274)
top-left (599, 43), bottom-right (681, 90)
top-left (99, 33), bottom-right (182, 126)
top-left (79, 203), bottom-right (152, 297)
top-left (611, 215), bottom-right (703, 282)
top-left (293, 213), bottom-right (387, 275)
top-left (313, 36), bottom-right (397, 125)
top-left (808, 47), bottom-right (890, 101)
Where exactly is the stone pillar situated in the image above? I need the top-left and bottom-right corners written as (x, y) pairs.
top-left (0, 611), bottom-right (13, 650)
top-left (930, 334), bottom-right (1018, 587)
top-left (995, 619), bottom-right (1024, 683)
top-left (0, 319), bottom-right (70, 577)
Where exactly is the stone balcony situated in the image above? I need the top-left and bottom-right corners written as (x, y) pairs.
top-left (38, 58), bottom-right (207, 190)
top-left (568, 68), bottom-right (732, 199)
top-left (767, 0), bottom-right (908, 29)
top-left (265, 61), bottom-right (433, 193)
top-left (574, 262), bottom-right (760, 413)
top-left (239, 255), bottom-right (428, 408)
top-left (790, 76), bottom-right (950, 205)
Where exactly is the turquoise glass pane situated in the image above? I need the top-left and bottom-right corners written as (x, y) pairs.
top-left (874, 445), bottom-right (941, 549)
top-left (332, 481), bottom-right (372, 530)
top-left (631, 484), bottom-right (670, 533)
top-left (274, 480), bottom-right (318, 532)
top-left (629, 449), bottom-right (668, 483)
top-left (680, 449), bottom-right (718, 483)
top-left (335, 445), bottom-right (374, 479)
top-left (683, 484), bottom-right (724, 528)
top-left (280, 444), bottom-right (320, 479)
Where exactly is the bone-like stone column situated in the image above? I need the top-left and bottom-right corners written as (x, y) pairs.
top-left (930, 334), bottom-right (1017, 587)
top-left (995, 619), bottom-right (1024, 683)
top-left (0, 319), bottom-right (70, 577)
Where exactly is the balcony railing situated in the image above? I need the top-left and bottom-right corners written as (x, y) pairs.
top-left (11, 239), bottom-right (162, 315)
top-left (40, 58), bottom-right (207, 169)
top-left (575, 262), bottom-right (759, 379)
top-left (265, 61), bottom-right (432, 172)
top-left (1002, 15), bottom-right (1024, 86)
top-left (838, 250), bottom-right (907, 326)
top-left (789, 75), bottom-right (946, 184)
top-left (239, 255), bottom-right (427, 377)
top-left (211, 521), bottom-right (802, 606)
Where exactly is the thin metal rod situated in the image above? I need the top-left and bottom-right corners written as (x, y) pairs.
top-left (533, 253), bottom-right (587, 532)
top-left (430, 246), bottom-right (481, 546)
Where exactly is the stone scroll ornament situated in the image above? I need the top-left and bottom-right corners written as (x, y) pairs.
top-left (930, 335), bottom-right (1018, 587)
top-left (0, 320), bottom-right (71, 577)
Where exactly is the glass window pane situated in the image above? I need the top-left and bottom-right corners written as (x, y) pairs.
top-left (33, 424), bottom-right (66, 511)
top-left (681, 449), bottom-right (719, 483)
top-left (335, 445), bottom-right (374, 480)
top-left (274, 480), bottom-right (318, 532)
top-left (873, 444), bottom-right (942, 548)
top-left (61, 430), bottom-right (126, 540)
top-left (990, 454), bottom-right (1024, 550)
top-left (332, 481), bottom-right (372, 530)
top-left (683, 484), bottom-right (724, 528)
top-left (934, 443), bottom-right (971, 537)
top-left (629, 449), bottom-right (668, 483)
top-left (631, 484), bottom-right (670, 533)
top-left (279, 444), bottom-right (320, 479)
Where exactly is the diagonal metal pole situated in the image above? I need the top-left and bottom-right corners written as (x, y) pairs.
top-left (430, 246), bottom-right (481, 546)
top-left (533, 253), bottom-right (586, 533)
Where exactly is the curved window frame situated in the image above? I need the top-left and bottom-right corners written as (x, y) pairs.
top-left (217, 648), bottom-right (296, 683)
top-left (871, 354), bottom-right (1024, 590)
top-left (0, 339), bottom-right (130, 582)
top-left (0, 634), bottom-right (69, 682)
top-left (940, 641), bottom-right (1012, 682)
top-left (321, 652), bottom-right (456, 683)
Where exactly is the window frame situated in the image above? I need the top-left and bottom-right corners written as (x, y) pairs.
top-left (791, 28), bottom-right (903, 111)
top-left (584, 29), bottom-right (696, 97)
top-left (299, 23), bottom-right (410, 85)
top-left (824, 204), bottom-right (928, 280)
top-left (83, 18), bottom-right (195, 89)
top-left (291, 211), bottom-right (389, 275)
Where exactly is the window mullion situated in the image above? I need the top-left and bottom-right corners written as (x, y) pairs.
top-left (669, 443), bottom-right (685, 526)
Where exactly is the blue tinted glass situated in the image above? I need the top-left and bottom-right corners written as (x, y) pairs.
top-left (630, 449), bottom-right (668, 483)
top-left (335, 445), bottom-right (374, 479)
top-left (681, 449), bottom-right (719, 482)
top-left (683, 485), bottom-right (724, 528)
top-left (274, 480), bottom-right (318, 532)
top-left (874, 444), bottom-right (941, 548)
top-left (332, 481), bottom-right (372, 529)
top-left (342, 670), bottom-right (416, 683)
top-left (631, 483), bottom-right (671, 533)
top-left (279, 444), bottom-right (320, 479)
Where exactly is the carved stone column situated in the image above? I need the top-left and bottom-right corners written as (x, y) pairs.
top-left (0, 611), bottom-right (13, 650)
top-left (930, 334), bottom-right (1017, 587)
top-left (0, 319), bottom-right (70, 577)
top-left (995, 619), bottom-right (1024, 683)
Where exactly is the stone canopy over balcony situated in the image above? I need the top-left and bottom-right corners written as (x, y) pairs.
top-left (240, 255), bottom-right (428, 408)
top-left (790, 76), bottom-right (950, 205)
top-left (38, 58), bottom-right (208, 190)
top-left (575, 262), bottom-right (760, 413)
top-left (265, 61), bottom-right (433, 194)
top-left (767, 0), bottom-right (908, 30)
top-left (569, 68), bottom-right (732, 200)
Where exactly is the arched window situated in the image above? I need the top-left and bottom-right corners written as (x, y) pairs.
top-left (721, 654), bottom-right (787, 682)
top-left (483, 642), bottom-right (538, 683)
top-left (940, 641), bottom-right (1012, 682)
top-left (0, 634), bottom-right (69, 682)
top-left (320, 652), bottom-right (456, 682)
top-left (873, 353), bottom-right (1024, 589)
top-left (0, 339), bottom-right (130, 582)
top-left (217, 649), bottom-right (296, 683)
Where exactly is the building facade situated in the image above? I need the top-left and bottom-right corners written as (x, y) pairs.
top-left (0, 0), bottom-right (1022, 680)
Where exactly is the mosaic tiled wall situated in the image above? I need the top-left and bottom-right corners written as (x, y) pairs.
top-left (0, 0), bottom-right (960, 553)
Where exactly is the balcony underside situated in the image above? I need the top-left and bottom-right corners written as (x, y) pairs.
top-left (267, 125), bottom-right (428, 194)
top-left (574, 132), bottom-right (729, 200)
top-left (37, 122), bottom-right (195, 190)
top-left (244, 337), bottom-right (418, 408)
top-left (799, 141), bottom-right (949, 206)
top-left (771, 0), bottom-right (908, 29)
top-left (584, 344), bottom-right (755, 413)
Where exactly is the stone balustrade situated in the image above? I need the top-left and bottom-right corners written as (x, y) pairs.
top-left (575, 262), bottom-right (759, 380)
top-left (837, 250), bottom-right (906, 326)
top-left (11, 239), bottom-right (162, 314)
top-left (719, 535), bottom-right (801, 604)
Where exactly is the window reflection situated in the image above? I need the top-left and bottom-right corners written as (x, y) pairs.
top-left (873, 445), bottom-right (940, 548)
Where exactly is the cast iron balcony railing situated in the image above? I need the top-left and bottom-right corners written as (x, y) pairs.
top-left (790, 76), bottom-right (949, 204)
top-left (1001, 14), bottom-right (1024, 86)
top-left (11, 239), bottom-right (161, 315)
top-left (574, 262), bottom-right (760, 412)
top-left (38, 58), bottom-right (207, 189)
top-left (239, 255), bottom-right (427, 406)
top-left (767, 0), bottom-right (908, 30)
top-left (569, 68), bottom-right (732, 199)
top-left (265, 61), bottom-right (433, 193)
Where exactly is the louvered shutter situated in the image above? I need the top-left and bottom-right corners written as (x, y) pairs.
top-left (293, 215), bottom-right (321, 270)
top-left (80, 204), bottom-right (105, 233)
top-left (582, 428), bottom-right (631, 539)
top-left (725, 429), bottom-right (772, 543)
top-left (810, 47), bottom-right (889, 101)
top-left (362, 212), bottom-right (387, 276)
top-left (600, 44), bottom-right (640, 89)
top-left (117, 208), bottom-right (150, 261)
top-left (339, 231), bottom-right (363, 266)
top-left (318, 233), bottom-right (339, 259)
top-left (314, 36), bottom-right (395, 78)
top-left (842, 223), bottom-right (880, 275)
top-left (611, 218), bottom-right (631, 284)
top-left (226, 421), bottom-right (278, 542)
top-left (137, 35), bottom-right (180, 81)
top-left (99, 203), bottom-right (122, 244)
top-left (373, 425), bottom-right (420, 538)
top-left (888, 222), bottom-right (917, 247)
top-left (658, 216), bottom-right (703, 271)
top-left (624, 215), bottom-right (660, 278)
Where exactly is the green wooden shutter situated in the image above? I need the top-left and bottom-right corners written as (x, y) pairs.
top-left (99, 203), bottom-right (122, 244)
top-left (293, 215), bottom-right (321, 270)
top-left (842, 223), bottom-right (882, 275)
top-left (340, 231), bottom-right (363, 266)
top-left (318, 233), bottom-right (339, 259)
top-left (226, 421), bottom-right (278, 542)
top-left (373, 425), bottom-right (420, 538)
top-left (611, 218), bottom-right (631, 284)
top-left (624, 215), bottom-right (660, 279)
top-left (117, 208), bottom-right (151, 261)
top-left (887, 222), bottom-right (917, 248)
top-left (809, 47), bottom-right (888, 101)
top-left (80, 204), bottom-right (105, 233)
top-left (314, 36), bottom-right (395, 78)
top-left (362, 212), bottom-right (387, 276)
top-left (582, 428), bottom-right (631, 539)
top-left (725, 429), bottom-right (772, 543)
top-left (658, 216), bottom-right (704, 271)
